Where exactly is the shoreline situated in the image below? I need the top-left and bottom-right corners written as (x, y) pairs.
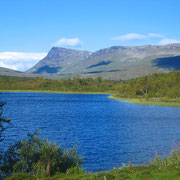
top-left (109, 96), bottom-right (180, 107)
top-left (0, 89), bottom-right (110, 95)
top-left (1, 89), bottom-right (180, 107)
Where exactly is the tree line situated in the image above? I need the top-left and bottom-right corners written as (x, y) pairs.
top-left (0, 76), bottom-right (121, 92)
top-left (0, 71), bottom-right (180, 99)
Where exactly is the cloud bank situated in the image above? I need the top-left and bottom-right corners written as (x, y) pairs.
top-left (0, 52), bottom-right (47, 71)
top-left (54, 38), bottom-right (82, 47)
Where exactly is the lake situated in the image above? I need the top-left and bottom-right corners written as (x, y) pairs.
top-left (1, 92), bottom-right (180, 172)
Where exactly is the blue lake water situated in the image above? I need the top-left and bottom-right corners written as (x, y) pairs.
top-left (1, 92), bottom-right (180, 172)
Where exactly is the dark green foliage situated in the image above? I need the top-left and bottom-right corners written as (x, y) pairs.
top-left (1, 131), bottom-right (82, 178)
top-left (0, 102), bottom-right (10, 142)
top-left (5, 173), bottom-right (36, 180)
top-left (116, 71), bottom-right (180, 99)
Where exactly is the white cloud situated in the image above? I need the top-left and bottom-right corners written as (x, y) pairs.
top-left (148, 33), bottom-right (164, 38)
top-left (54, 38), bottom-right (82, 47)
top-left (110, 33), bottom-right (165, 42)
top-left (110, 33), bottom-right (147, 41)
top-left (0, 52), bottom-right (46, 60)
top-left (0, 52), bottom-right (47, 71)
top-left (158, 38), bottom-right (180, 45)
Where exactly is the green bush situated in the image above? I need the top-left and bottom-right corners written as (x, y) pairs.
top-left (153, 148), bottom-right (180, 168)
top-left (1, 131), bottom-right (82, 178)
top-left (66, 166), bottom-right (86, 175)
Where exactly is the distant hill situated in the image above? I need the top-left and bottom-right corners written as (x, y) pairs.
top-left (0, 67), bottom-right (21, 73)
top-left (26, 43), bottom-right (180, 79)
top-left (0, 67), bottom-right (61, 79)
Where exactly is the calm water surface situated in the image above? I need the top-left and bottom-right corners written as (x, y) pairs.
top-left (1, 92), bottom-right (180, 172)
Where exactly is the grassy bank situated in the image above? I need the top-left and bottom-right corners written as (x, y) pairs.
top-left (109, 96), bottom-right (180, 107)
top-left (0, 89), bottom-right (111, 94)
top-left (7, 165), bottom-right (180, 180)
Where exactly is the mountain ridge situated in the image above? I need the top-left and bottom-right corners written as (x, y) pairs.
top-left (1, 44), bottom-right (180, 80)
top-left (27, 43), bottom-right (180, 79)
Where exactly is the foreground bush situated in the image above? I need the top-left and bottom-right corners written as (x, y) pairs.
top-left (4, 146), bottom-right (180, 179)
top-left (0, 131), bottom-right (82, 178)
top-left (153, 147), bottom-right (180, 168)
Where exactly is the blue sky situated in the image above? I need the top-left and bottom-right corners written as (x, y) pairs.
top-left (0, 0), bottom-right (180, 71)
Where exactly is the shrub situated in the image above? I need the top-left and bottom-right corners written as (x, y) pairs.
top-left (153, 148), bottom-right (180, 168)
top-left (1, 131), bottom-right (82, 178)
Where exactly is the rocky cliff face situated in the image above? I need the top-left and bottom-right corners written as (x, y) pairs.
top-left (27, 44), bottom-right (180, 79)
top-left (27, 47), bottom-right (91, 74)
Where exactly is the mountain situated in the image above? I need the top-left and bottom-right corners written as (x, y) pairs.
top-left (27, 44), bottom-right (180, 79)
top-left (0, 67), bottom-right (23, 76)
top-left (0, 67), bottom-right (58, 79)
top-left (27, 47), bottom-right (91, 74)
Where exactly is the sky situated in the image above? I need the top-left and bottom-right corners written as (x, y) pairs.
top-left (0, 0), bottom-right (180, 71)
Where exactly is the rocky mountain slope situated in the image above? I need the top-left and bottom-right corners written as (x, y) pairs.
top-left (26, 43), bottom-right (180, 79)
top-left (27, 48), bottom-right (91, 74)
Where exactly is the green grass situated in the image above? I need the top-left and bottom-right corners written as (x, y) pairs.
top-left (109, 96), bottom-right (180, 107)
top-left (6, 166), bottom-right (180, 180)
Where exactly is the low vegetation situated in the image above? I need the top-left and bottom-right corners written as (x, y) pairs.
top-left (2, 129), bottom-right (180, 180)
top-left (0, 71), bottom-right (179, 98)
top-left (0, 131), bottom-right (82, 179)
top-left (4, 148), bottom-right (180, 179)
top-left (0, 76), bottom-right (120, 93)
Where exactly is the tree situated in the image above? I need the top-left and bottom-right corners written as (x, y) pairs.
top-left (0, 102), bottom-right (10, 142)
top-left (135, 76), bottom-right (149, 96)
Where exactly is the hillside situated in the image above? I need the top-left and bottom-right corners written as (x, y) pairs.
top-left (0, 67), bottom-right (21, 74)
top-left (27, 44), bottom-right (180, 80)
